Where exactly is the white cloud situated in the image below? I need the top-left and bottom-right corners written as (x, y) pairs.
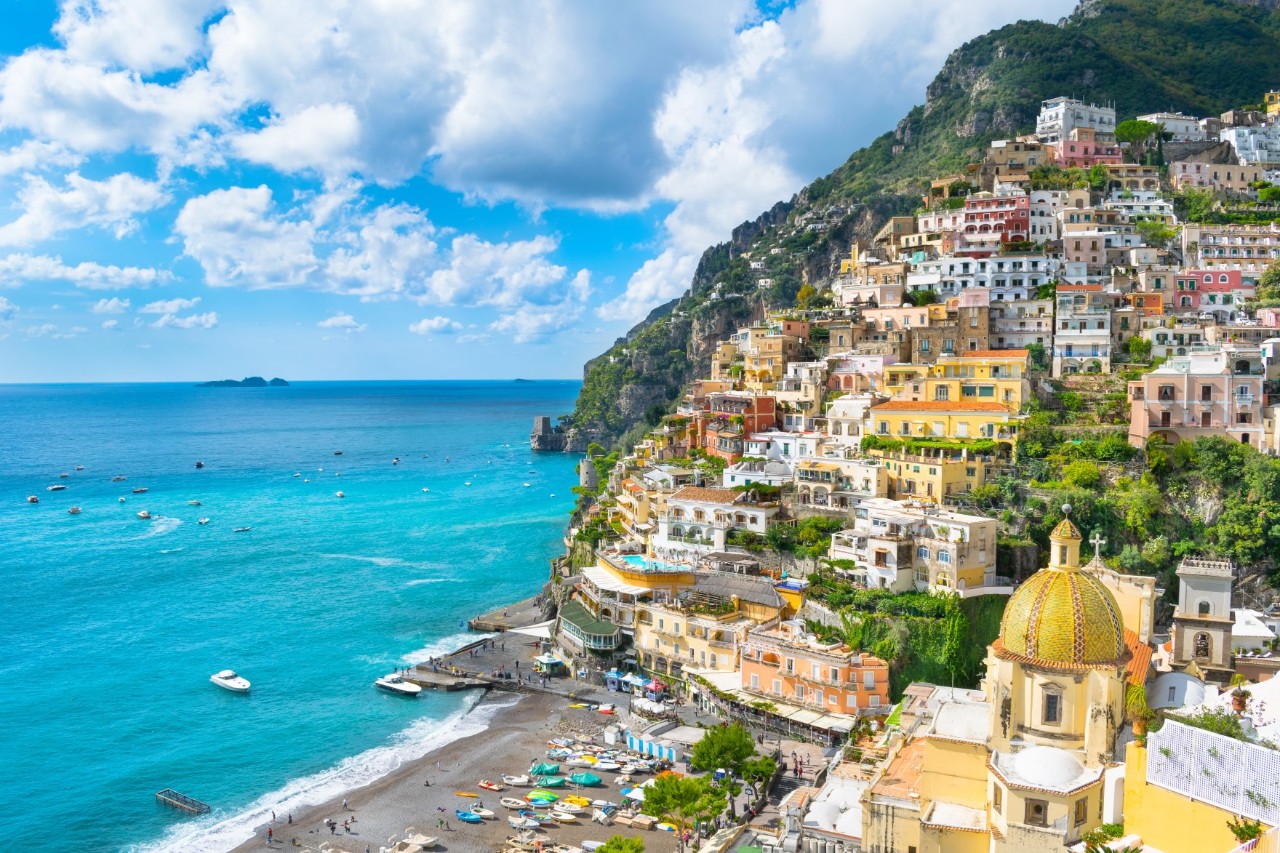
top-left (0, 140), bottom-right (82, 180)
top-left (0, 171), bottom-right (169, 246)
top-left (598, 248), bottom-right (697, 322)
top-left (318, 312), bottom-right (366, 333)
top-left (151, 310), bottom-right (218, 329)
top-left (101, 318), bottom-right (118, 329)
top-left (232, 103), bottom-right (362, 179)
top-left (0, 295), bottom-right (17, 320)
top-left (25, 322), bottom-right (84, 338)
top-left (174, 185), bottom-right (318, 288)
top-left (91, 296), bottom-right (130, 314)
top-left (54, 0), bottom-right (223, 73)
top-left (0, 253), bottom-right (168, 289)
top-left (408, 315), bottom-right (461, 335)
top-left (140, 296), bottom-right (201, 314)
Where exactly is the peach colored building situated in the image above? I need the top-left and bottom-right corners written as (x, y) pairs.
top-left (1052, 127), bottom-right (1122, 167)
top-left (1127, 346), bottom-right (1267, 448)
top-left (740, 619), bottom-right (891, 717)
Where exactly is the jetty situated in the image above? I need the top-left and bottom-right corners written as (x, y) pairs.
top-left (155, 788), bottom-right (210, 814)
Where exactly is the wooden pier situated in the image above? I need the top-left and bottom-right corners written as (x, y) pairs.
top-left (156, 788), bottom-right (210, 814)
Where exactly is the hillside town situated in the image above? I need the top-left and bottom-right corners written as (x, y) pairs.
top-left (534, 92), bottom-right (1280, 853)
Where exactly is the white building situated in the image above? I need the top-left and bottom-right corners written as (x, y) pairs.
top-left (1036, 97), bottom-right (1116, 144)
top-left (1103, 191), bottom-right (1177, 225)
top-left (1222, 124), bottom-right (1280, 168)
top-left (827, 498), bottom-right (1001, 595)
top-left (1137, 111), bottom-right (1206, 142)
top-left (652, 486), bottom-right (780, 562)
top-left (990, 298), bottom-right (1054, 351)
top-left (907, 254), bottom-right (1057, 302)
top-left (1053, 286), bottom-right (1114, 376)
top-left (722, 458), bottom-right (792, 489)
top-left (824, 394), bottom-right (879, 447)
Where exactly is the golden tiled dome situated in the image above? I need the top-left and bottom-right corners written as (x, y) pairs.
top-left (996, 506), bottom-right (1127, 668)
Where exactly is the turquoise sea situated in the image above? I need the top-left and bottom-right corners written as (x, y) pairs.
top-left (0, 380), bottom-right (581, 851)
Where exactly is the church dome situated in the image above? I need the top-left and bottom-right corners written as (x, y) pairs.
top-left (995, 508), bottom-right (1127, 668)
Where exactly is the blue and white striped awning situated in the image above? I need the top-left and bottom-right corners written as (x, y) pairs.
top-left (625, 732), bottom-right (677, 761)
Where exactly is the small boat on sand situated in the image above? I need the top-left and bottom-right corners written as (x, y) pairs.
top-left (469, 805), bottom-right (495, 819)
top-left (455, 809), bottom-right (483, 824)
top-left (210, 669), bottom-right (251, 693)
top-left (506, 830), bottom-right (540, 845)
top-left (502, 775), bottom-right (531, 787)
top-left (550, 810), bottom-right (578, 823)
top-left (454, 791), bottom-right (480, 798)
top-left (375, 674), bottom-right (421, 696)
top-left (501, 798), bottom-right (528, 810)
top-left (478, 780), bottom-right (505, 792)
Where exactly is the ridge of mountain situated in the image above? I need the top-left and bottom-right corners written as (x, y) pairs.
top-left (565, 0), bottom-right (1280, 449)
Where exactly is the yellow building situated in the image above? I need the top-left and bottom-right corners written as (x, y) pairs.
top-left (1267, 89), bottom-right (1280, 118)
top-left (869, 400), bottom-right (1020, 443)
top-left (633, 573), bottom-right (786, 684)
top-left (742, 334), bottom-right (804, 392)
top-left (909, 350), bottom-right (1032, 410)
top-left (868, 447), bottom-right (995, 504)
top-left (861, 515), bottom-right (1133, 852)
top-left (611, 478), bottom-right (657, 542)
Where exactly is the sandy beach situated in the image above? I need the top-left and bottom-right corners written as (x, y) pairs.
top-left (231, 683), bottom-right (679, 853)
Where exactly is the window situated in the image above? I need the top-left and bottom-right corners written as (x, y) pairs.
top-left (785, 658), bottom-right (794, 673)
top-left (993, 785), bottom-right (1003, 815)
top-left (1198, 601), bottom-right (1211, 616)
top-left (917, 546), bottom-right (930, 559)
top-left (1025, 798), bottom-right (1048, 827)
top-left (830, 667), bottom-right (840, 683)
top-left (1044, 691), bottom-right (1061, 724)
top-left (938, 551), bottom-right (952, 564)
top-left (772, 679), bottom-right (782, 695)
top-left (750, 673), bottom-right (760, 689)
top-left (935, 386), bottom-right (949, 401)
top-left (864, 671), bottom-right (875, 690)
top-left (1168, 685), bottom-right (1177, 702)
top-left (1075, 797), bottom-right (1088, 827)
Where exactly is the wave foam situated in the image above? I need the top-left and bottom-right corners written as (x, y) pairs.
top-left (128, 694), bottom-right (518, 853)
top-left (137, 516), bottom-right (182, 538)
top-left (400, 631), bottom-right (489, 666)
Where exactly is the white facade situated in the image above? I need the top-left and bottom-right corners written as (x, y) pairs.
top-left (1137, 111), bottom-right (1206, 142)
top-left (1036, 97), bottom-right (1116, 144)
top-left (824, 394), bottom-right (878, 447)
top-left (653, 487), bottom-right (778, 561)
top-left (907, 254), bottom-right (1057, 302)
top-left (990, 298), bottom-right (1054, 350)
top-left (1103, 191), bottom-right (1176, 225)
top-left (1053, 290), bottom-right (1113, 377)
top-left (1223, 124), bottom-right (1280, 168)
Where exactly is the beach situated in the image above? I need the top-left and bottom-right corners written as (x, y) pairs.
top-left (230, 689), bottom-right (679, 853)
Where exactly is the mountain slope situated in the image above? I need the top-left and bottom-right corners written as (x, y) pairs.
top-left (566, 0), bottom-right (1280, 448)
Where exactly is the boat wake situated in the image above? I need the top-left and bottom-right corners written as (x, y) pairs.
top-left (137, 517), bottom-right (183, 538)
top-left (404, 578), bottom-right (445, 587)
top-left (127, 693), bottom-right (516, 853)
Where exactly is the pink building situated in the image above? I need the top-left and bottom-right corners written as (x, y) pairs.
top-left (1052, 127), bottom-right (1123, 168)
top-left (1171, 269), bottom-right (1255, 315)
top-left (959, 191), bottom-right (1030, 257)
top-left (1127, 346), bottom-right (1266, 448)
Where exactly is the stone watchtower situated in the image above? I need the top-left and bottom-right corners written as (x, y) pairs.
top-left (1170, 557), bottom-right (1236, 682)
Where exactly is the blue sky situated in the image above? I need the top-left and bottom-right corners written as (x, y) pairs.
top-left (0, 0), bottom-right (1076, 382)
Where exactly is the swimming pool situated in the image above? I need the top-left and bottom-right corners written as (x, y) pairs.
top-left (618, 554), bottom-right (685, 573)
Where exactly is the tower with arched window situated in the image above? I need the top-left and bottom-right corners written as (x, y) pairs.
top-left (1170, 557), bottom-right (1236, 681)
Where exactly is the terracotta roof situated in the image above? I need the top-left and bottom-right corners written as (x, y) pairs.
top-left (669, 486), bottom-right (741, 505)
top-left (952, 349), bottom-right (1029, 359)
top-left (871, 400), bottom-right (1011, 413)
top-left (1125, 629), bottom-right (1153, 687)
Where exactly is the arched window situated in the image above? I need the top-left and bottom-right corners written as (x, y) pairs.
top-left (1198, 601), bottom-right (1211, 616)
top-left (938, 550), bottom-right (952, 564)
top-left (1194, 632), bottom-right (1212, 659)
top-left (671, 525), bottom-right (684, 537)
top-left (916, 546), bottom-right (930, 559)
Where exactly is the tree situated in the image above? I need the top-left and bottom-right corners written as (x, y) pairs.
top-left (1115, 119), bottom-right (1162, 164)
top-left (691, 723), bottom-right (757, 775)
top-left (1026, 342), bottom-right (1049, 371)
top-left (1135, 220), bottom-right (1176, 251)
top-left (1126, 335), bottom-right (1152, 362)
top-left (598, 837), bottom-right (645, 853)
top-left (1259, 260), bottom-right (1280, 302)
top-left (642, 774), bottom-right (725, 852)
top-left (1062, 460), bottom-right (1102, 489)
top-left (940, 599), bottom-right (969, 685)
top-left (905, 288), bottom-right (939, 307)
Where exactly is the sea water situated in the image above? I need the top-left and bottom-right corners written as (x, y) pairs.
top-left (0, 380), bottom-right (581, 851)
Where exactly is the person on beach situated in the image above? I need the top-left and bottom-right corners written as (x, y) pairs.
top-left (266, 827), bottom-right (273, 845)
top-left (271, 811), bottom-right (276, 823)
top-left (287, 813), bottom-right (293, 824)
top-left (342, 798), bottom-right (348, 810)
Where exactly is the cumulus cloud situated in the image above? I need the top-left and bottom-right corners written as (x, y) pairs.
top-left (318, 312), bottom-right (366, 333)
top-left (0, 172), bottom-right (169, 246)
top-left (232, 103), bottom-right (362, 179)
top-left (0, 140), bottom-right (82, 179)
top-left (139, 296), bottom-right (201, 314)
top-left (101, 318), bottom-right (118, 329)
top-left (151, 311), bottom-right (218, 329)
top-left (91, 296), bottom-right (130, 314)
top-left (408, 315), bottom-right (461, 335)
top-left (174, 186), bottom-right (318, 288)
top-left (0, 253), bottom-right (168, 289)
top-left (0, 295), bottom-right (17, 321)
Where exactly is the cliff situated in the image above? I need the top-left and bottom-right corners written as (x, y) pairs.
top-left (560, 0), bottom-right (1280, 448)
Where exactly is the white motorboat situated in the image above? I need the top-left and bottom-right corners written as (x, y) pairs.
top-left (335, 491), bottom-right (345, 498)
top-left (59, 472), bottom-right (69, 478)
top-left (211, 669), bottom-right (251, 693)
top-left (198, 518), bottom-right (211, 525)
top-left (68, 507), bottom-right (81, 515)
top-left (112, 476), bottom-right (127, 482)
top-left (26, 496), bottom-right (38, 504)
top-left (502, 775), bottom-right (531, 787)
top-left (233, 527), bottom-right (251, 533)
top-left (137, 510), bottom-right (151, 520)
top-left (375, 674), bottom-right (422, 696)
top-left (593, 760), bottom-right (621, 772)
top-left (132, 487), bottom-right (147, 494)
top-left (47, 484), bottom-right (67, 491)
top-left (188, 500), bottom-right (201, 506)
top-left (75, 465), bottom-right (84, 471)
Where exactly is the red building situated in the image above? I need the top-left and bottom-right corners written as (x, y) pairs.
top-left (695, 393), bottom-right (778, 462)
top-left (959, 192), bottom-right (1030, 257)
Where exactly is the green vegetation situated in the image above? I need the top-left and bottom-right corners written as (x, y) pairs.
top-left (760, 516), bottom-right (846, 559)
top-left (598, 837), bottom-right (645, 853)
top-left (642, 774), bottom-right (725, 851)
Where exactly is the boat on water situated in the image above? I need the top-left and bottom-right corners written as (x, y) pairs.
top-left (26, 496), bottom-right (38, 504)
top-left (523, 482), bottom-right (531, 487)
top-left (119, 497), bottom-right (126, 503)
top-left (137, 510), bottom-right (151, 520)
top-left (375, 674), bottom-right (422, 696)
top-left (335, 491), bottom-right (345, 498)
top-left (293, 472), bottom-right (301, 477)
top-left (112, 476), bottom-right (127, 482)
top-left (198, 518), bottom-right (210, 525)
top-left (75, 465), bottom-right (84, 471)
top-left (195, 461), bottom-right (204, 469)
top-left (464, 481), bottom-right (472, 486)
top-left (334, 450), bottom-right (343, 456)
top-left (132, 487), bottom-right (147, 494)
top-left (68, 507), bottom-right (81, 515)
top-left (454, 809), bottom-right (483, 824)
top-left (59, 472), bottom-right (69, 479)
top-left (233, 526), bottom-right (251, 533)
top-left (188, 500), bottom-right (201, 506)
top-left (210, 670), bottom-right (250, 693)
top-left (47, 484), bottom-right (67, 491)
